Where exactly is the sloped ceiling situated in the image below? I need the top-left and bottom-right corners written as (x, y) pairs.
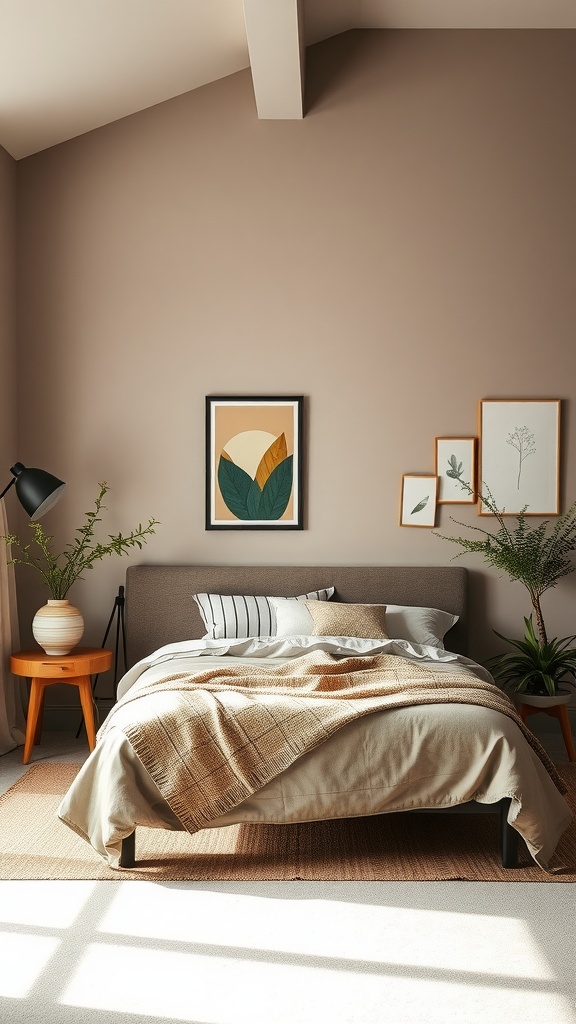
top-left (1, 0), bottom-right (574, 159)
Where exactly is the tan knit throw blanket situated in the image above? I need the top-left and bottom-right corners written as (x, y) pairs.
top-left (100, 651), bottom-right (565, 833)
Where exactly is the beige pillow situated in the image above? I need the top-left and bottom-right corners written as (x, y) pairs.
top-left (305, 601), bottom-right (389, 640)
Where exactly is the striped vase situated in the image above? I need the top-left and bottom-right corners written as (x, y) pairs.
top-left (32, 599), bottom-right (84, 656)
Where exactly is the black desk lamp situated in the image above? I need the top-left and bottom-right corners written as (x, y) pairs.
top-left (0, 462), bottom-right (66, 519)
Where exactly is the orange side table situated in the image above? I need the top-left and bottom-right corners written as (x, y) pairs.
top-left (10, 647), bottom-right (113, 764)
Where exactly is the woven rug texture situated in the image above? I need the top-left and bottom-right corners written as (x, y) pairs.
top-left (1, 762), bottom-right (575, 881)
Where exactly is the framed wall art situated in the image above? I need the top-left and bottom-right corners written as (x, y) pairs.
top-left (400, 474), bottom-right (438, 528)
top-left (206, 395), bottom-right (304, 530)
top-left (478, 398), bottom-right (560, 516)
top-left (435, 437), bottom-right (477, 504)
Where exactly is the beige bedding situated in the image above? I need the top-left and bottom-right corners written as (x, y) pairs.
top-left (58, 643), bottom-right (572, 870)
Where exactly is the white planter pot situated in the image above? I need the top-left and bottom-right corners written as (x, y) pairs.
top-left (32, 599), bottom-right (84, 656)
top-left (515, 691), bottom-right (572, 708)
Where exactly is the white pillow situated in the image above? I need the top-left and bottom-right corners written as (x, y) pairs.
top-left (383, 605), bottom-right (458, 649)
top-left (271, 599), bottom-right (457, 648)
top-left (193, 588), bottom-right (334, 640)
top-left (271, 597), bottom-right (316, 637)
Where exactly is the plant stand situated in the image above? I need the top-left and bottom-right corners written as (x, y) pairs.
top-left (516, 699), bottom-right (576, 763)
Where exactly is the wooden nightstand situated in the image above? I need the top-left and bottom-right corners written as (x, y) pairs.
top-left (516, 698), bottom-right (576, 763)
top-left (10, 647), bottom-right (113, 764)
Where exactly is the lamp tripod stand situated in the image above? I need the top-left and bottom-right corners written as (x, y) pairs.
top-left (76, 584), bottom-right (127, 739)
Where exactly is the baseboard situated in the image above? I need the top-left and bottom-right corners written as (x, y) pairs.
top-left (42, 700), bottom-right (114, 732)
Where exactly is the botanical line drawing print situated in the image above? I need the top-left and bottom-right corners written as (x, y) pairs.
top-left (411, 495), bottom-right (429, 515)
top-left (401, 474), bottom-right (437, 527)
top-left (434, 438), bottom-right (476, 506)
top-left (506, 425), bottom-right (536, 490)
top-left (478, 399), bottom-right (559, 516)
top-left (445, 454), bottom-right (464, 483)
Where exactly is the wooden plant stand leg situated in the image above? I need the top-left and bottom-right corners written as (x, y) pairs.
top-left (554, 705), bottom-right (576, 763)
top-left (520, 702), bottom-right (576, 763)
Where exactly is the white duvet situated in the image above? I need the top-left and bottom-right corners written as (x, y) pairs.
top-left (58, 637), bottom-right (573, 869)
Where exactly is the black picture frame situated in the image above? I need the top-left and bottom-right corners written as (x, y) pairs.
top-left (206, 395), bottom-right (304, 530)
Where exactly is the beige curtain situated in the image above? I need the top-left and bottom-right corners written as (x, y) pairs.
top-left (0, 498), bottom-right (26, 754)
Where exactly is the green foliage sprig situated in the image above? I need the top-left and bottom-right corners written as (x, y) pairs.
top-left (435, 483), bottom-right (576, 694)
top-left (3, 482), bottom-right (159, 599)
top-left (434, 483), bottom-right (576, 645)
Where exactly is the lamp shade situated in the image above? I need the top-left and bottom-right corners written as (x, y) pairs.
top-left (4, 462), bottom-right (66, 519)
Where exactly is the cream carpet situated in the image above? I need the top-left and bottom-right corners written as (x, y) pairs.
top-left (1, 762), bottom-right (575, 881)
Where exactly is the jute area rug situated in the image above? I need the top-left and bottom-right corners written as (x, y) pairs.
top-left (1, 763), bottom-right (575, 882)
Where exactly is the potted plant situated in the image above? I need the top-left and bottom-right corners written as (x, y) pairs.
top-left (435, 485), bottom-right (576, 700)
top-left (488, 614), bottom-right (576, 706)
top-left (3, 481), bottom-right (158, 654)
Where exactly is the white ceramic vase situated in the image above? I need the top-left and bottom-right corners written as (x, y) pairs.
top-left (32, 599), bottom-right (84, 656)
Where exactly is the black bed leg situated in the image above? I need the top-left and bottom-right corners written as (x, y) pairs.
top-left (120, 831), bottom-right (136, 868)
top-left (500, 799), bottom-right (518, 868)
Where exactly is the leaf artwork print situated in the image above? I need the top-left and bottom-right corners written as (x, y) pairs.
top-left (506, 425), bottom-right (536, 490)
top-left (411, 495), bottom-right (429, 515)
top-left (445, 454), bottom-right (464, 481)
top-left (218, 433), bottom-right (293, 521)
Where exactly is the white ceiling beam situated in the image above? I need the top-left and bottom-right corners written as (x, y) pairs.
top-left (243, 0), bottom-right (305, 119)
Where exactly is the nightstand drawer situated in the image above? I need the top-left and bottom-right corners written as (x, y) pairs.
top-left (33, 659), bottom-right (82, 678)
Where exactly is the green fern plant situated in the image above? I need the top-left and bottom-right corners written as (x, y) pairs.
top-left (3, 482), bottom-right (158, 599)
top-left (435, 484), bottom-right (576, 694)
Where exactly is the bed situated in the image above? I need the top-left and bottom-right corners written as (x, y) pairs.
top-left (58, 564), bottom-right (572, 871)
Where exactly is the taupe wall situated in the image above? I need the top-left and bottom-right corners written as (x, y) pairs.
top-left (0, 145), bottom-right (17, 473)
top-left (11, 29), bottom-right (576, 702)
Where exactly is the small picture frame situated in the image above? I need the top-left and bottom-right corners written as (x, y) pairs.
top-left (478, 399), bottom-right (561, 515)
top-left (400, 474), bottom-right (438, 528)
top-left (435, 437), bottom-right (477, 504)
top-left (206, 395), bottom-right (304, 530)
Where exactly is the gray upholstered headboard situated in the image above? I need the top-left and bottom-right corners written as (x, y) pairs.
top-left (124, 565), bottom-right (468, 666)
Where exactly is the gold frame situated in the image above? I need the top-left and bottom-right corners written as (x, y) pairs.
top-left (478, 398), bottom-right (561, 516)
top-left (399, 474), bottom-right (438, 528)
top-left (434, 437), bottom-right (477, 505)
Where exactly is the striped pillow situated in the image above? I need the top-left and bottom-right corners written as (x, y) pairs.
top-left (193, 588), bottom-right (334, 640)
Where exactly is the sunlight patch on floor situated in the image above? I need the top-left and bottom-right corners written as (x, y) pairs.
top-left (58, 940), bottom-right (574, 1024)
top-left (0, 933), bottom-right (61, 998)
top-left (98, 882), bottom-right (555, 979)
top-left (0, 881), bottom-right (97, 929)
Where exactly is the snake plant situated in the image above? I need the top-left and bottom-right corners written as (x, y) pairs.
top-left (487, 616), bottom-right (576, 696)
